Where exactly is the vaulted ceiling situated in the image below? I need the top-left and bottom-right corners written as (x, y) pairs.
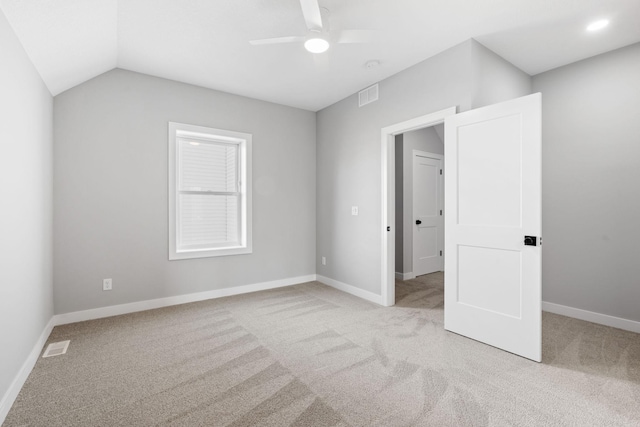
top-left (2, 0), bottom-right (639, 111)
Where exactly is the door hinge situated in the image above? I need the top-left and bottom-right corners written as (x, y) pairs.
top-left (440, 250), bottom-right (442, 256)
top-left (387, 226), bottom-right (390, 232)
top-left (440, 210), bottom-right (442, 216)
top-left (440, 169), bottom-right (442, 175)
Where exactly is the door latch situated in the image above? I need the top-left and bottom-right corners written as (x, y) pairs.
top-left (524, 236), bottom-right (538, 246)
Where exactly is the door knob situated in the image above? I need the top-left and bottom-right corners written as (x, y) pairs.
top-left (416, 220), bottom-right (422, 225)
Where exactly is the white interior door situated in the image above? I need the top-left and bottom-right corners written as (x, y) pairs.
top-left (413, 152), bottom-right (443, 276)
top-left (444, 93), bottom-right (542, 362)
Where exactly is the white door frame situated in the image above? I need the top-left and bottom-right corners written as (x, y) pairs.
top-left (380, 106), bottom-right (457, 306)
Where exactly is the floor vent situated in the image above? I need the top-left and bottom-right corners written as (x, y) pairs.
top-left (42, 340), bottom-right (70, 358)
top-left (359, 84), bottom-right (379, 107)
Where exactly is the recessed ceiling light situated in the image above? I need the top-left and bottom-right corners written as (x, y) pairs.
top-left (586, 19), bottom-right (609, 32)
top-left (304, 38), bottom-right (330, 54)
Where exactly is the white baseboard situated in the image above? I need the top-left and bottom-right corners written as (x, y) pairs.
top-left (542, 301), bottom-right (640, 334)
top-left (395, 272), bottom-right (415, 281)
top-left (53, 274), bottom-right (317, 326)
top-left (316, 275), bottom-right (384, 305)
top-left (0, 317), bottom-right (55, 425)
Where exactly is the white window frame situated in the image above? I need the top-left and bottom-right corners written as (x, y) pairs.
top-left (168, 122), bottom-right (252, 260)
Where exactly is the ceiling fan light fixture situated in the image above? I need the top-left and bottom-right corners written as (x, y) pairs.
top-left (304, 37), bottom-right (330, 53)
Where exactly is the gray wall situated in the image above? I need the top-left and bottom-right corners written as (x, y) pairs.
top-left (398, 127), bottom-right (444, 274)
top-left (0, 9), bottom-right (53, 409)
top-left (533, 42), bottom-right (640, 322)
top-left (54, 69), bottom-right (316, 314)
top-left (316, 40), bottom-right (474, 292)
top-left (317, 39), bottom-right (532, 294)
top-left (472, 41), bottom-right (533, 108)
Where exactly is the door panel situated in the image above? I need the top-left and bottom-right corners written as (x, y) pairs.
top-left (444, 93), bottom-right (542, 362)
top-left (457, 245), bottom-right (521, 318)
top-left (413, 153), bottom-right (443, 276)
top-left (457, 114), bottom-right (522, 228)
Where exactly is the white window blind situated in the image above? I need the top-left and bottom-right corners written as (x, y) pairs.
top-left (169, 123), bottom-right (252, 260)
top-left (177, 139), bottom-right (240, 249)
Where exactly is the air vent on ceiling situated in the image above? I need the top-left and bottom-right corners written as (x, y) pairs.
top-left (359, 84), bottom-right (379, 107)
top-left (42, 340), bottom-right (70, 358)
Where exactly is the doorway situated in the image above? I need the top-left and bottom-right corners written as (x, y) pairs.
top-left (380, 107), bottom-right (456, 307)
top-left (394, 128), bottom-right (445, 281)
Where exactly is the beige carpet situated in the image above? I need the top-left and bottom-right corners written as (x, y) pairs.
top-left (4, 273), bottom-right (640, 426)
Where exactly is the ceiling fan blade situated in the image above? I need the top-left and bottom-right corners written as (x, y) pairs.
top-left (249, 36), bottom-right (305, 46)
top-left (337, 29), bottom-right (375, 44)
top-left (299, 0), bottom-right (323, 31)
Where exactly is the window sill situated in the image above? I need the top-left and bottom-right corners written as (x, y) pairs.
top-left (169, 246), bottom-right (252, 260)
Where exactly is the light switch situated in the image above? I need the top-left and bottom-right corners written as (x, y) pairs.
top-left (351, 206), bottom-right (358, 216)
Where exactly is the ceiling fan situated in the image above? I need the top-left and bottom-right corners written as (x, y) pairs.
top-left (249, 0), bottom-right (373, 53)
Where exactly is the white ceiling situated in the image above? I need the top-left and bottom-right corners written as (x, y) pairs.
top-left (2, 0), bottom-right (639, 111)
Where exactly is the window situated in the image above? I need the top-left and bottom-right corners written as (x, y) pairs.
top-left (169, 122), bottom-right (252, 260)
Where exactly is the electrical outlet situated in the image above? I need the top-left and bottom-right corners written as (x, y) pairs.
top-left (322, 256), bottom-right (326, 266)
top-left (351, 206), bottom-right (358, 216)
top-left (103, 278), bottom-right (112, 291)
